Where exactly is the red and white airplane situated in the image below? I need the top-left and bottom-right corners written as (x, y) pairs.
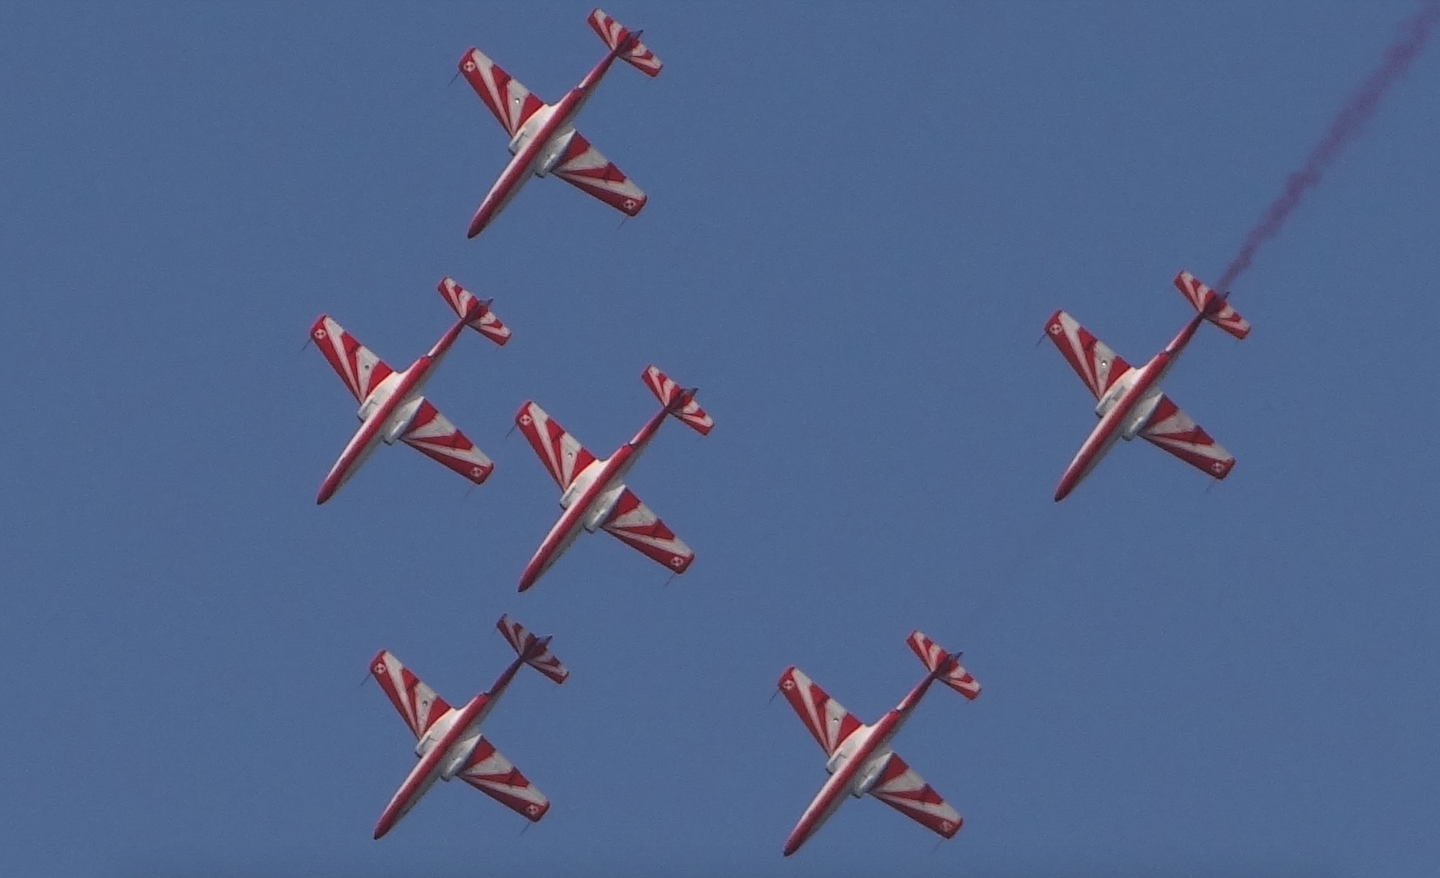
top-left (777, 631), bottom-right (981, 856)
top-left (514, 365), bottom-right (712, 592)
top-left (310, 277), bottom-right (509, 504)
top-left (368, 615), bottom-right (568, 839)
top-left (459, 8), bottom-right (661, 239)
top-left (1046, 270), bottom-right (1251, 502)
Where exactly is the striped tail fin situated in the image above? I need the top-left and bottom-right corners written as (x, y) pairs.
top-left (907, 631), bottom-right (980, 700)
top-left (1174, 271), bottom-right (1250, 340)
top-left (497, 616), bottom-right (569, 684)
top-left (589, 9), bottom-right (662, 77)
top-left (438, 277), bottom-right (510, 346)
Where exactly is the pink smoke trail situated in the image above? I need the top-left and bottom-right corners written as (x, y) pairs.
top-left (1216, 1), bottom-right (1440, 293)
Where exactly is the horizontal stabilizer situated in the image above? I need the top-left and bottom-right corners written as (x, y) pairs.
top-left (589, 9), bottom-right (662, 76)
top-left (497, 615), bottom-right (569, 684)
top-left (642, 365), bottom-right (713, 435)
top-left (1174, 270), bottom-right (1250, 340)
top-left (906, 631), bottom-right (980, 700)
top-left (438, 277), bottom-right (510, 346)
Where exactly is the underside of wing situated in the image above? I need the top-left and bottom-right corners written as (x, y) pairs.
top-left (401, 400), bottom-right (494, 485)
top-left (458, 736), bottom-right (551, 822)
top-left (369, 650), bottom-right (453, 740)
top-left (1139, 395), bottom-right (1235, 479)
top-left (312, 316), bottom-right (394, 403)
top-left (601, 488), bottom-right (694, 574)
top-left (459, 48), bottom-right (545, 138)
top-left (551, 130), bottom-right (647, 216)
top-left (515, 401), bottom-right (597, 489)
top-left (1045, 310), bottom-right (1132, 399)
top-left (868, 752), bottom-right (962, 839)
top-left (777, 667), bottom-right (864, 757)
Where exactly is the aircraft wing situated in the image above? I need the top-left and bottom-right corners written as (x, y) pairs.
top-left (516, 401), bottom-right (597, 489)
top-left (1045, 310), bottom-right (1132, 399)
top-left (312, 316), bottom-right (395, 403)
top-left (777, 667), bottom-right (864, 757)
top-left (1140, 395), bottom-right (1236, 479)
top-left (457, 736), bottom-right (551, 822)
top-left (551, 130), bottom-right (648, 217)
top-left (459, 48), bottom-right (546, 138)
top-left (600, 488), bottom-right (694, 574)
top-left (370, 650), bottom-right (454, 740)
top-left (868, 752), bottom-right (963, 839)
top-left (401, 400), bottom-right (494, 486)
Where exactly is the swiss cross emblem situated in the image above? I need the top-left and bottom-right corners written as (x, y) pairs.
top-left (1211, 461), bottom-right (1225, 473)
top-left (519, 413), bottom-right (533, 426)
top-left (470, 466), bottom-right (484, 478)
top-left (1048, 323), bottom-right (1062, 335)
top-left (781, 678), bottom-right (795, 691)
top-left (623, 198), bottom-right (637, 211)
top-left (526, 804), bottom-right (540, 816)
top-left (373, 662), bottom-right (386, 675)
top-left (940, 820), bottom-right (954, 833)
top-left (669, 557), bottom-right (684, 568)
top-left (314, 328), bottom-right (327, 340)
top-left (463, 60), bottom-right (476, 72)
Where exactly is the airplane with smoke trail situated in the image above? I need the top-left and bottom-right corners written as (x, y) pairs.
top-left (1045, 271), bottom-right (1249, 501)
top-left (777, 631), bottom-right (980, 856)
top-left (368, 616), bottom-right (568, 839)
top-left (458, 8), bottom-right (661, 239)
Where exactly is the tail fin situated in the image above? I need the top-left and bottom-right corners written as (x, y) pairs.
top-left (1174, 271), bottom-right (1250, 340)
top-left (642, 364), bottom-right (713, 435)
top-left (907, 631), bottom-right (980, 700)
top-left (438, 277), bottom-right (511, 346)
top-left (589, 9), bottom-right (662, 77)
top-left (496, 615), bottom-right (569, 684)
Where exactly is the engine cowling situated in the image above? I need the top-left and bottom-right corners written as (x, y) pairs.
top-left (1094, 371), bottom-right (1136, 419)
top-left (535, 128), bottom-right (578, 177)
top-left (414, 709), bottom-right (459, 759)
top-left (850, 750), bottom-right (894, 798)
top-left (357, 370), bottom-right (404, 423)
top-left (583, 482), bottom-right (628, 533)
top-left (380, 395), bottom-right (425, 445)
top-left (1119, 386), bottom-right (1164, 440)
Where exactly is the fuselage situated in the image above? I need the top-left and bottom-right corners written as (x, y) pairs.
top-left (1053, 311), bottom-right (1207, 501)
top-left (517, 403), bottom-right (672, 591)
top-left (467, 47), bottom-right (624, 238)
top-left (316, 315), bottom-right (470, 504)
top-left (372, 654), bottom-right (527, 839)
top-left (784, 673), bottom-right (939, 856)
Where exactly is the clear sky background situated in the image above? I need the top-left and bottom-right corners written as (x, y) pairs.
top-left (2, 3), bottom-right (1437, 876)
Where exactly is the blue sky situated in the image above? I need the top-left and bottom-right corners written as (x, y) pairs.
top-left (2, 3), bottom-right (1438, 876)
